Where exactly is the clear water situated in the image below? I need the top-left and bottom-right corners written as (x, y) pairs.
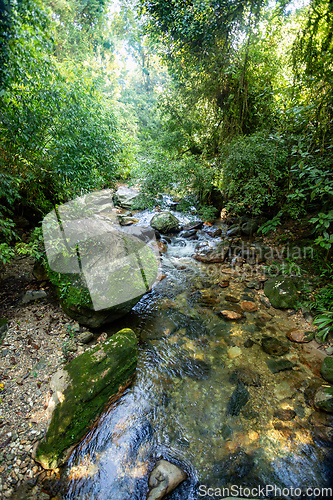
top-left (59, 215), bottom-right (333, 500)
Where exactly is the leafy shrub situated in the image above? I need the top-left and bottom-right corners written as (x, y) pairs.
top-left (218, 132), bottom-right (288, 215)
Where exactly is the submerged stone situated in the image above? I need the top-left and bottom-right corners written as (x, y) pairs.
top-left (227, 383), bottom-right (250, 416)
top-left (262, 336), bottom-right (289, 356)
top-left (286, 328), bottom-right (315, 343)
top-left (34, 328), bottom-right (137, 469)
top-left (229, 367), bottom-right (261, 387)
top-left (265, 358), bottom-right (294, 374)
top-left (220, 310), bottom-right (243, 321)
top-left (314, 385), bottom-right (333, 413)
top-left (273, 409), bottom-right (296, 421)
top-left (264, 276), bottom-right (298, 309)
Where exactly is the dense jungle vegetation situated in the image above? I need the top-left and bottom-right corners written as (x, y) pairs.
top-left (0, 0), bottom-right (332, 331)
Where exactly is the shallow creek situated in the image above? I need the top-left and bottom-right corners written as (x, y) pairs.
top-left (57, 210), bottom-right (333, 500)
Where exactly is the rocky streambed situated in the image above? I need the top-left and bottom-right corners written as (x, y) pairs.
top-left (0, 197), bottom-right (333, 500)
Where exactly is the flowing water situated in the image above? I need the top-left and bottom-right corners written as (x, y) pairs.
top-left (58, 209), bottom-right (333, 500)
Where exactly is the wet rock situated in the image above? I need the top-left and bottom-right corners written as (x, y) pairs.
top-left (77, 331), bottom-right (94, 344)
top-left (182, 221), bottom-right (203, 231)
top-left (220, 423), bottom-right (234, 440)
top-left (34, 328), bottom-right (137, 469)
top-left (117, 215), bottom-right (139, 226)
top-left (203, 226), bottom-right (222, 238)
top-left (286, 328), bottom-right (315, 343)
top-left (240, 301), bottom-right (258, 312)
top-left (150, 212), bottom-right (180, 233)
top-left (309, 411), bottom-right (333, 427)
top-left (220, 310), bottom-right (243, 321)
top-left (326, 346), bottom-right (333, 356)
top-left (273, 409), bottom-right (296, 421)
top-left (193, 241), bottom-right (229, 263)
top-left (229, 367), bottom-right (261, 387)
top-left (218, 280), bottom-right (230, 288)
top-left (227, 383), bottom-right (250, 416)
top-left (247, 280), bottom-right (260, 290)
top-left (244, 339), bottom-right (254, 348)
top-left (180, 229), bottom-right (197, 238)
top-left (22, 290), bottom-right (47, 304)
top-left (262, 336), bottom-right (289, 356)
top-left (265, 358), bottom-right (294, 374)
top-left (264, 276), bottom-right (298, 309)
top-left (314, 385), bottom-right (333, 413)
top-left (157, 242), bottom-right (168, 254)
top-left (225, 295), bottom-right (240, 303)
top-left (113, 186), bottom-right (140, 209)
top-left (147, 459), bottom-right (187, 500)
top-left (259, 295), bottom-right (271, 308)
top-left (227, 346), bottom-right (242, 359)
top-left (321, 357), bottom-right (333, 384)
top-left (226, 224), bottom-right (241, 237)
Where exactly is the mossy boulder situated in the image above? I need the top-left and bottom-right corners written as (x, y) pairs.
top-left (314, 385), bottom-right (333, 413)
top-left (321, 356), bottom-right (333, 384)
top-left (150, 211), bottom-right (180, 233)
top-left (264, 276), bottom-right (298, 309)
top-left (34, 328), bottom-right (137, 469)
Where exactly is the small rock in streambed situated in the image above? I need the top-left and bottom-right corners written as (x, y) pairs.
top-left (147, 459), bottom-right (187, 500)
top-left (227, 383), bottom-right (250, 416)
top-left (265, 358), bottom-right (295, 374)
top-left (229, 367), bottom-right (261, 387)
top-left (273, 409), bottom-right (296, 421)
top-left (314, 385), bottom-right (333, 413)
top-left (240, 300), bottom-right (258, 313)
top-left (243, 339), bottom-right (254, 348)
top-left (77, 331), bottom-right (94, 344)
top-left (220, 310), bottom-right (243, 321)
top-left (218, 280), bottom-right (230, 288)
top-left (225, 295), bottom-right (240, 303)
top-left (261, 336), bottom-right (289, 356)
top-left (286, 328), bottom-right (315, 343)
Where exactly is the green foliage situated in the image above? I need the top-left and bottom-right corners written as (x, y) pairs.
top-left (305, 284), bottom-right (333, 341)
top-left (310, 210), bottom-right (333, 254)
top-left (258, 212), bottom-right (283, 235)
top-left (15, 226), bottom-right (45, 262)
top-left (218, 132), bottom-right (288, 215)
top-left (197, 206), bottom-right (217, 223)
top-left (0, 243), bottom-right (15, 266)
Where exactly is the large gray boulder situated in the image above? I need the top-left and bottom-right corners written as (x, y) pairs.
top-left (150, 211), bottom-right (180, 233)
top-left (264, 276), bottom-right (298, 309)
top-left (113, 186), bottom-right (140, 209)
top-left (34, 328), bottom-right (137, 469)
top-left (147, 460), bottom-right (187, 500)
top-left (193, 240), bottom-right (230, 263)
top-left (43, 190), bottom-right (158, 328)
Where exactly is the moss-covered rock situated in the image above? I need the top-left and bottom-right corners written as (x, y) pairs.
top-left (264, 276), bottom-right (298, 309)
top-left (150, 211), bottom-right (180, 233)
top-left (314, 385), bottom-right (333, 413)
top-left (321, 356), bottom-right (333, 384)
top-left (34, 328), bottom-right (137, 469)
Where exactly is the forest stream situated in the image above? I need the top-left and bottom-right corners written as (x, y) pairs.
top-left (51, 206), bottom-right (333, 500)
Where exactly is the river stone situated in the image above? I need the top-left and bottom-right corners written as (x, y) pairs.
top-left (34, 328), bottom-right (137, 469)
top-left (262, 336), bottom-right (289, 356)
top-left (113, 186), bottom-right (140, 209)
top-left (321, 356), bottom-right (333, 384)
top-left (147, 459), bottom-right (187, 500)
top-left (240, 300), bottom-right (258, 312)
top-left (264, 276), bottom-right (298, 309)
top-left (220, 310), bottom-right (243, 321)
top-left (265, 358), bottom-right (294, 374)
top-left (227, 383), bottom-right (250, 416)
top-left (286, 328), bottom-right (315, 343)
top-left (77, 331), bottom-right (94, 344)
top-left (193, 240), bottom-right (230, 263)
top-left (150, 212), bottom-right (180, 233)
top-left (226, 224), bottom-right (241, 237)
top-left (314, 385), bottom-right (333, 413)
top-left (273, 409), bottom-right (296, 421)
top-left (225, 295), bottom-right (240, 303)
